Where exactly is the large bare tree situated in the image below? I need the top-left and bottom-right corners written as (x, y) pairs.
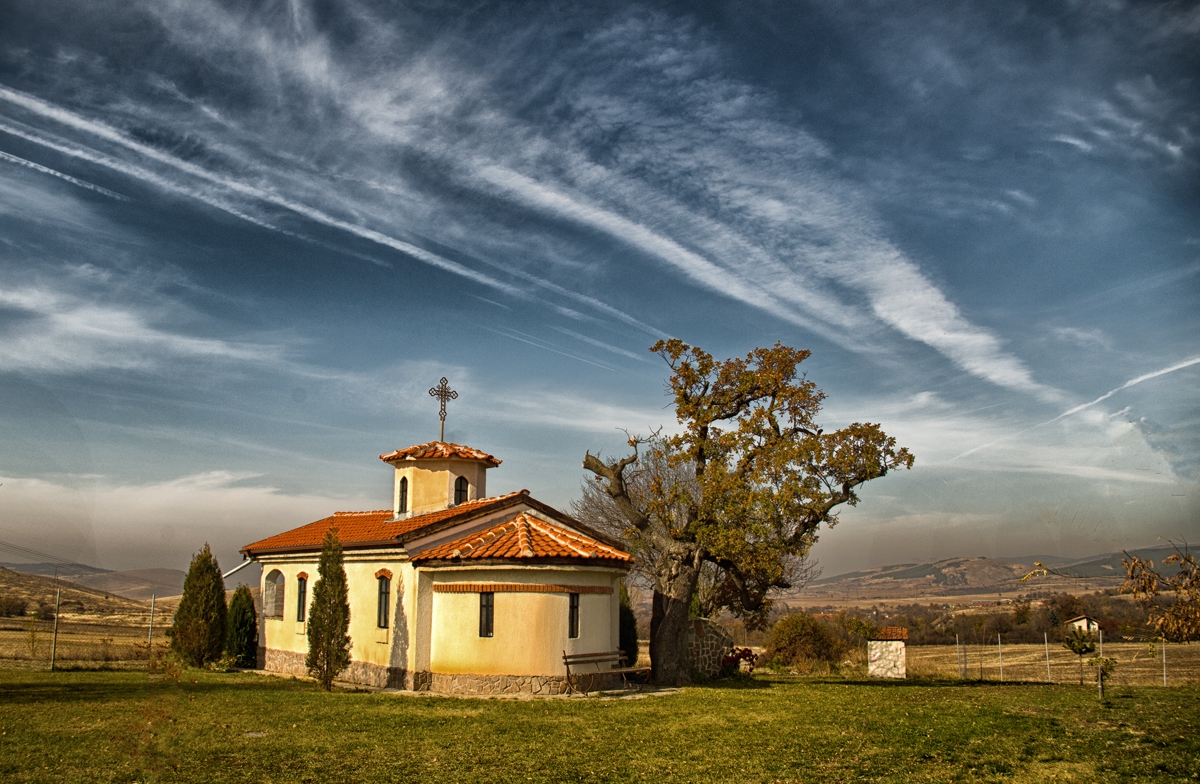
top-left (582, 340), bottom-right (914, 685)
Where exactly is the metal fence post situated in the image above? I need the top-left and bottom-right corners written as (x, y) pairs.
top-left (1162, 639), bottom-right (1167, 687)
top-left (148, 594), bottom-right (155, 648)
top-left (49, 585), bottom-right (61, 671)
top-left (997, 634), bottom-right (1003, 682)
top-left (1098, 628), bottom-right (1103, 656)
top-left (1044, 632), bottom-right (1051, 683)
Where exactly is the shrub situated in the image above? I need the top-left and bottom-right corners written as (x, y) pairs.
top-left (618, 583), bottom-right (639, 667)
top-left (766, 612), bottom-right (846, 671)
top-left (720, 647), bottom-right (759, 677)
top-left (226, 584), bottom-right (258, 668)
top-left (0, 596), bottom-right (26, 617)
top-left (306, 527), bottom-right (351, 690)
top-left (169, 543), bottom-right (228, 667)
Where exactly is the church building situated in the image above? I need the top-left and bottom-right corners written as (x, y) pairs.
top-left (241, 437), bottom-right (635, 695)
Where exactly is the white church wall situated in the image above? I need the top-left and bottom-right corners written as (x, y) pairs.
top-left (425, 566), bottom-right (621, 678)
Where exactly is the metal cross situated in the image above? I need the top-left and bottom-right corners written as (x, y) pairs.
top-left (428, 377), bottom-right (458, 441)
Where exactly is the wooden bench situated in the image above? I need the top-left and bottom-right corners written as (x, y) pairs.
top-left (562, 650), bottom-right (651, 695)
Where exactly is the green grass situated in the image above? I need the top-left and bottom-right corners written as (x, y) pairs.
top-left (1, 670), bottom-right (1198, 783)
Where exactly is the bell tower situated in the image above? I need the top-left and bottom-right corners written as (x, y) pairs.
top-left (379, 442), bottom-right (502, 518)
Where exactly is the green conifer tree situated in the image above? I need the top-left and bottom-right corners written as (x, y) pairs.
top-left (226, 584), bottom-right (258, 668)
top-left (619, 582), bottom-right (640, 667)
top-left (169, 543), bottom-right (227, 667)
top-left (306, 527), bottom-right (351, 690)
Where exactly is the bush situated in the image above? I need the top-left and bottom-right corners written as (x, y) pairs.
top-left (0, 597), bottom-right (26, 617)
top-left (766, 612), bottom-right (846, 672)
top-left (169, 544), bottom-right (228, 667)
top-left (306, 527), bottom-right (351, 690)
top-left (226, 584), bottom-right (258, 668)
top-left (618, 584), bottom-right (639, 667)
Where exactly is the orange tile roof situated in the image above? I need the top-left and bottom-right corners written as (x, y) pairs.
top-left (872, 626), bottom-right (909, 641)
top-left (379, 441), bottom-right (501, 467)
top-left (241, 490), bottom-right (529, 555)
top-left (412, 513), bottom-right (633, 565)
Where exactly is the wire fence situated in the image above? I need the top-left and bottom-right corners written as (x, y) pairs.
top-left (907, 637), bottom-right (1200, 686)
top-left (0, 594), bottom-right (170, 671)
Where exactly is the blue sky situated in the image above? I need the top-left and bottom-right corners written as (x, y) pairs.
top-left (0, 0), bottom-right (1196, 577)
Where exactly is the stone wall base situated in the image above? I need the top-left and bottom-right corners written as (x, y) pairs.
top-left (262, 649), bottom-right (407, 688)
top-left (262, 647), bottom-right (593, 695)
top-left (263, 648), bottom-right (307, 677)
top-left (428, 671), bottom-right (581, 696)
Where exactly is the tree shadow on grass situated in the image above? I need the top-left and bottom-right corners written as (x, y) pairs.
top-left (813, 677), bottom-right (1064, 688)
top-left (0, 671), bottom-right (303, 706)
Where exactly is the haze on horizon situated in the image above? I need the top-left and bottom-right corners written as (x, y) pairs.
top-left (0, 0), bottom-right (1196, 580)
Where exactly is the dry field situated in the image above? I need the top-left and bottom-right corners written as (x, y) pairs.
top-left (906, 641), bottom-right (1200, 686)
top-left (0, 616), bottom-right (168, 669)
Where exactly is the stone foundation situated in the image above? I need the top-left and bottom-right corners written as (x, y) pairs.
top-left (428, 672), bottom-right (578, 696)
top-left (262, 647), bottom-right (592, 694)
top-left (264, 648), bottom-right (307, 677)
top-left (867, 640), bottom-right (906, 679)
top-left (263, 649), bottom-right (407, 688)
top-left (686, 618), bottom-right (735, 678)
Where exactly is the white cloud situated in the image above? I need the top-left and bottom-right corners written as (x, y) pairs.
top-left (0, 471), bottom-right (366, 571)
top-left (0, 285), bottom-right (278, 373)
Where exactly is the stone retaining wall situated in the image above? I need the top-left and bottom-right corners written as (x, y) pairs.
top-left (687, 618), bottom-right (734, 678)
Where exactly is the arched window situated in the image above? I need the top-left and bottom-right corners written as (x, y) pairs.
top-left (454, 476), bottom-right (469, 505)
top-left (296, 576), bottom-right (307, 623)
top-left (377, 576), bottom-right (391, 629)
top-left (264, 570), bottom-right (285, 619)
top-left (398, 476), bottom-right (408, 514)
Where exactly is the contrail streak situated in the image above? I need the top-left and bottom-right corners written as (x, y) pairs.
top-left (1049, 356), bottom-right (1200, 422)
top-left (947, 355), bottom-right (1200, 462)
top-left (0, 149), bottom-right (129, 200)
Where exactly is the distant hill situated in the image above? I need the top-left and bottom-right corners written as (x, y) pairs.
top-left (0, 561), bottom-right (110, 578)
top-left (71, 569), bottom-right (186, 601)
top-left (0, 566), bottom-right (147, 617)
top-left (1, 562), bottom-right (186, 601)
top-left (799, 546), bottom-right (1182, 604)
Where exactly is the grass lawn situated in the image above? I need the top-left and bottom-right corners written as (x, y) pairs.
top-left (1, 670), bottom-right (1197, 783)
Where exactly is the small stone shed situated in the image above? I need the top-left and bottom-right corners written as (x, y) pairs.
top-left (867, 626), bottom-right (908, 679)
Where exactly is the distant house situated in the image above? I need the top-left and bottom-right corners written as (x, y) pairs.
top-left (1065, 615), bottom-right (1099, 633)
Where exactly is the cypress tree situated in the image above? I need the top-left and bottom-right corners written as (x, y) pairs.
top-left (619, 582), bottom-right (640, 667)
top-left (306, 527), bottom-right (351, 690)
top-left (226, 584), bottom-right (258, 668)
top-left (169, 543), bottom-right (227, 667)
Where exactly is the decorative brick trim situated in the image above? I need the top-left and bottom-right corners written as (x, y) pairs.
top-left (375, 568), bottom-right (393, 579)
top-left (432, 583), bottom-right (612, 595)
top-left (296, 571), bottom-right (308, 580)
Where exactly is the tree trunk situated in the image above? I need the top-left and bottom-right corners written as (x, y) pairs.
top-left (649, 543), bottom-right (702, 686)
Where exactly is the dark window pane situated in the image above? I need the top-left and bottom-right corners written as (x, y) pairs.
top-left (454, 476), bottom-right (469, 505)
top-left (378, 577), bottom-right (390, 628)
top-left (479, 592), bottom-right (494, 637)
top-left (296, 578), bottom-right (307, 623)
top-left (568, 592), bottom-right (579, 639)
top-left (398, 477), bottom-right (408, 514)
